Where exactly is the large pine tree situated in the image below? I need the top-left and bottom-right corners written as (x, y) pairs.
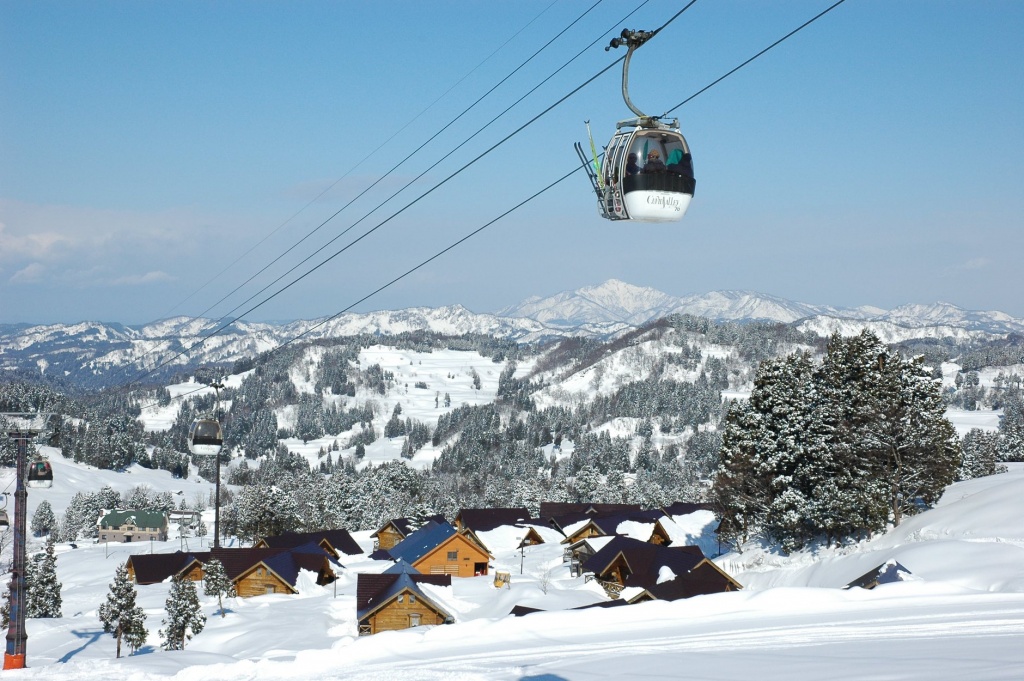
top-left (714, 331), bottom-right (960, 551)
top-left (160, 576), bottom-right (206, 650)
top-left (26, 535), bottom-right (61, 618)
top-left (98, 562), bottom-right (148, 658)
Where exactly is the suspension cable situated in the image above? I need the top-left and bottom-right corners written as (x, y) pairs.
top-left (660, 0), bottom-right (848, 118)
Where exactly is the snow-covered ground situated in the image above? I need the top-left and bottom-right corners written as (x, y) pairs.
top-left (0, 454), bottom-right (1021, 679)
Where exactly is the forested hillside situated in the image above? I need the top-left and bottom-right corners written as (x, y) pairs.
top-left (3, 314), bottom-right (1023, 551)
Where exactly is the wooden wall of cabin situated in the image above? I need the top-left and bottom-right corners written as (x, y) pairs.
top-left (234, 565), bottom-right (292, 598)
top-left (365, 594), bottom-right (446, 634)
top-left (377, 527), bottom-right (404, 550)
top-left (415, 537), bottom-right (489, 577)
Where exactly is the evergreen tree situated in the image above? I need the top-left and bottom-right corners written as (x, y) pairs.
top-left (31, 500), bottom-right (56, 537)
top-left (958, 428), bottom-right (1004, 480)
top-left (202, 558), bottom-right (235, 618)
top-left (26, 535), bottom-right (62, 618)
top-left (98, 562), bottom-right (148, 658)
top-left (160, 576), bottom-right (206, 650)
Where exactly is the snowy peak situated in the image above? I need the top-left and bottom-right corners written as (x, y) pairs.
top-left (499, 280), bottom-right (1024, 337)
top-left (500, 280), bottom-right (847, 327)
top-left (498, 279), bottom-right (681, 327)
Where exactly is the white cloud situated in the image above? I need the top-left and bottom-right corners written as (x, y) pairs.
top-left (9, 262), bottom-right (47, 284)
top-left (110, 271), bottom-right (175, 286)
top-left (958, 257), bottom-right (991, 271)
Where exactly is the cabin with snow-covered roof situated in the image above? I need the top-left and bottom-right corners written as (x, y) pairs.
top-left (384, 520), bottom-right (491, 577)
top-left (356, 563), bottom-right (453, 635)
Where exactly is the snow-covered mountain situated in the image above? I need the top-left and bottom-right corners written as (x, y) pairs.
top-left (5, 280), bottom-right (1024, 388)
top-left (499, 279), bottom-right (1024, 335)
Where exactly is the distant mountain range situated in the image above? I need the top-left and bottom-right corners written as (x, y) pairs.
top-left (3, 279), bottom-right (1022, 387)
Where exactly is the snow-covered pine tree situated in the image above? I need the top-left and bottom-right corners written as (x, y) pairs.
top-left (202, 558), bottom-right (235, 618)
top-left (160, 575), bottom-right (206, 650)
top-left (30, 500), bottom-right (56, 537)
top-left (958, 428), bottom-right (1005, 480)
top-left (98, 562), bottom-right (147, 658)
top-left (27, 535), bottom-right (61, 618)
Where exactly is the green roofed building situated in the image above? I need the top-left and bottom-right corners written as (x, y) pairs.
top-left (98, 509), bottom-right (169, 543)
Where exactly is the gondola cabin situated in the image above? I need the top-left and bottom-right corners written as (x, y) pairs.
top-left (27, 460), bottom-right (53, 489)
top-left (600, 118), bottom-right (695, 223)
top-left (188, 417), bottom-right (223, 456)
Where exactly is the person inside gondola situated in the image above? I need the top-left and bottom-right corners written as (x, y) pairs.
top-left (666, 149), bottom-right (693, 178)
top-left (625, 152), bottom-right (640, 175)
top-left (642, 149), bottom-right (666, 173)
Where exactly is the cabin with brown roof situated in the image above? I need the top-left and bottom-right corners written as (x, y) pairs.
top-left (254, 529), bottom-right (364, 558)
top-left (453, 508), bottom-right (531, 533)
top-left (581, 536), bottom-right (740, 599)
top-left (126, 552), bottom-right (204, 585)
top-left (356, 562), bottom-right (453, 636)
top-left (206, 546), bottom-right (337, 597)
top-left (371, 514), bottom-right (446, 551)
top-left (128, 544), bottom-right (338, 597)
top-left (386, 520), bottom-right (492, 577)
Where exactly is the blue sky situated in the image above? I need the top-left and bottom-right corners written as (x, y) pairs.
top-left (2, 1), bottom-right (1022, 325)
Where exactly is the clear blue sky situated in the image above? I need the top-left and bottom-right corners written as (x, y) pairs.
top-left (2, 1), bottom-right (1022, 325)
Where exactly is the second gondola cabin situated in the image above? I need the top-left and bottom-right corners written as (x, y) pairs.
top-left (600, 118), bottom-right (695, 223)
top-left (27, 460), bottom-right (53, 488)
top-left (188, 417), bottom-right (223, 456)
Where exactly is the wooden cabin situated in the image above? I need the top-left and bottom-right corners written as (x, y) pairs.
top-left (581, 536), bottom-right (739, 599)
top-left (255, 529), bottom-right (364, 558)
top-left (357, 564), bottom-right (453, 636)
top-left (371, 514), bottom-right (446, 551)
top-left (386, 520), bottom-right (492, 577)
top-left (126, 552), bottom-right (203, 585)
top-left (207, 546), bottom-right (338, 597)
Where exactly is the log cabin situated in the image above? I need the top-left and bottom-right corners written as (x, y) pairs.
top-left (356, 563), bottom-right (453, 636)
top-left (386, 520), bottom-right (491, 577)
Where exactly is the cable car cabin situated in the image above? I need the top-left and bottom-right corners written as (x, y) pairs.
top-left (598, 118), bottom-right (695, 223)
top-left (27, 460), bottom-right (53, 489)
top-left (188, 418), bottom-right (223, 456)
top-left (0, 510), bottom-right (9, 528)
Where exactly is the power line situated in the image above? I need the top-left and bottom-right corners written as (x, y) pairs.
top-left (114, 0), bottom-right (612, 377)
top-left (122, 2), bottom-right (665, 389)
top-left (660, 0), bottom-right (849, 118)
top-left (153, 0), bottom-right (566, 323)
top-left (131, 0), bottom-right (850, 411)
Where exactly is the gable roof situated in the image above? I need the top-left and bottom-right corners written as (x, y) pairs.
top-left (627, 560), bottom-right (742, 602)
top-left (581, 536), bottom-right (707, 590)
top-left (206, 544), bottom-right (336, 589)
top-left (99, 509), bottom-right (168, 530)
top-left (126, 552), bottom-right (198, 584)
top-left (454, 508), bottom-right (531, 533)
top-left (356, 571), bottom-right (453, 622)
top-left (386, 520), bottom-right (458, 564)
top-left (539, 502), bottom-right (642, 519)
top-left (845, 560), bottom-right (912, 590)
top-left (257, 529), bottom-right (363, 556)
top-left (371, 514), bottom-right (447, 540)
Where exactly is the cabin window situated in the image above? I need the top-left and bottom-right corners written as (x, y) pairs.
top-left (447, 550), bottom-right (458, 561)
top-left (265, 585), bottom-right (275, 594)
top-left (409, 594), bottom-right (416, 604)
top-left (397, 594), bottom-right (405, 603)
top-left (409, 614), bottom-right (421, 627)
